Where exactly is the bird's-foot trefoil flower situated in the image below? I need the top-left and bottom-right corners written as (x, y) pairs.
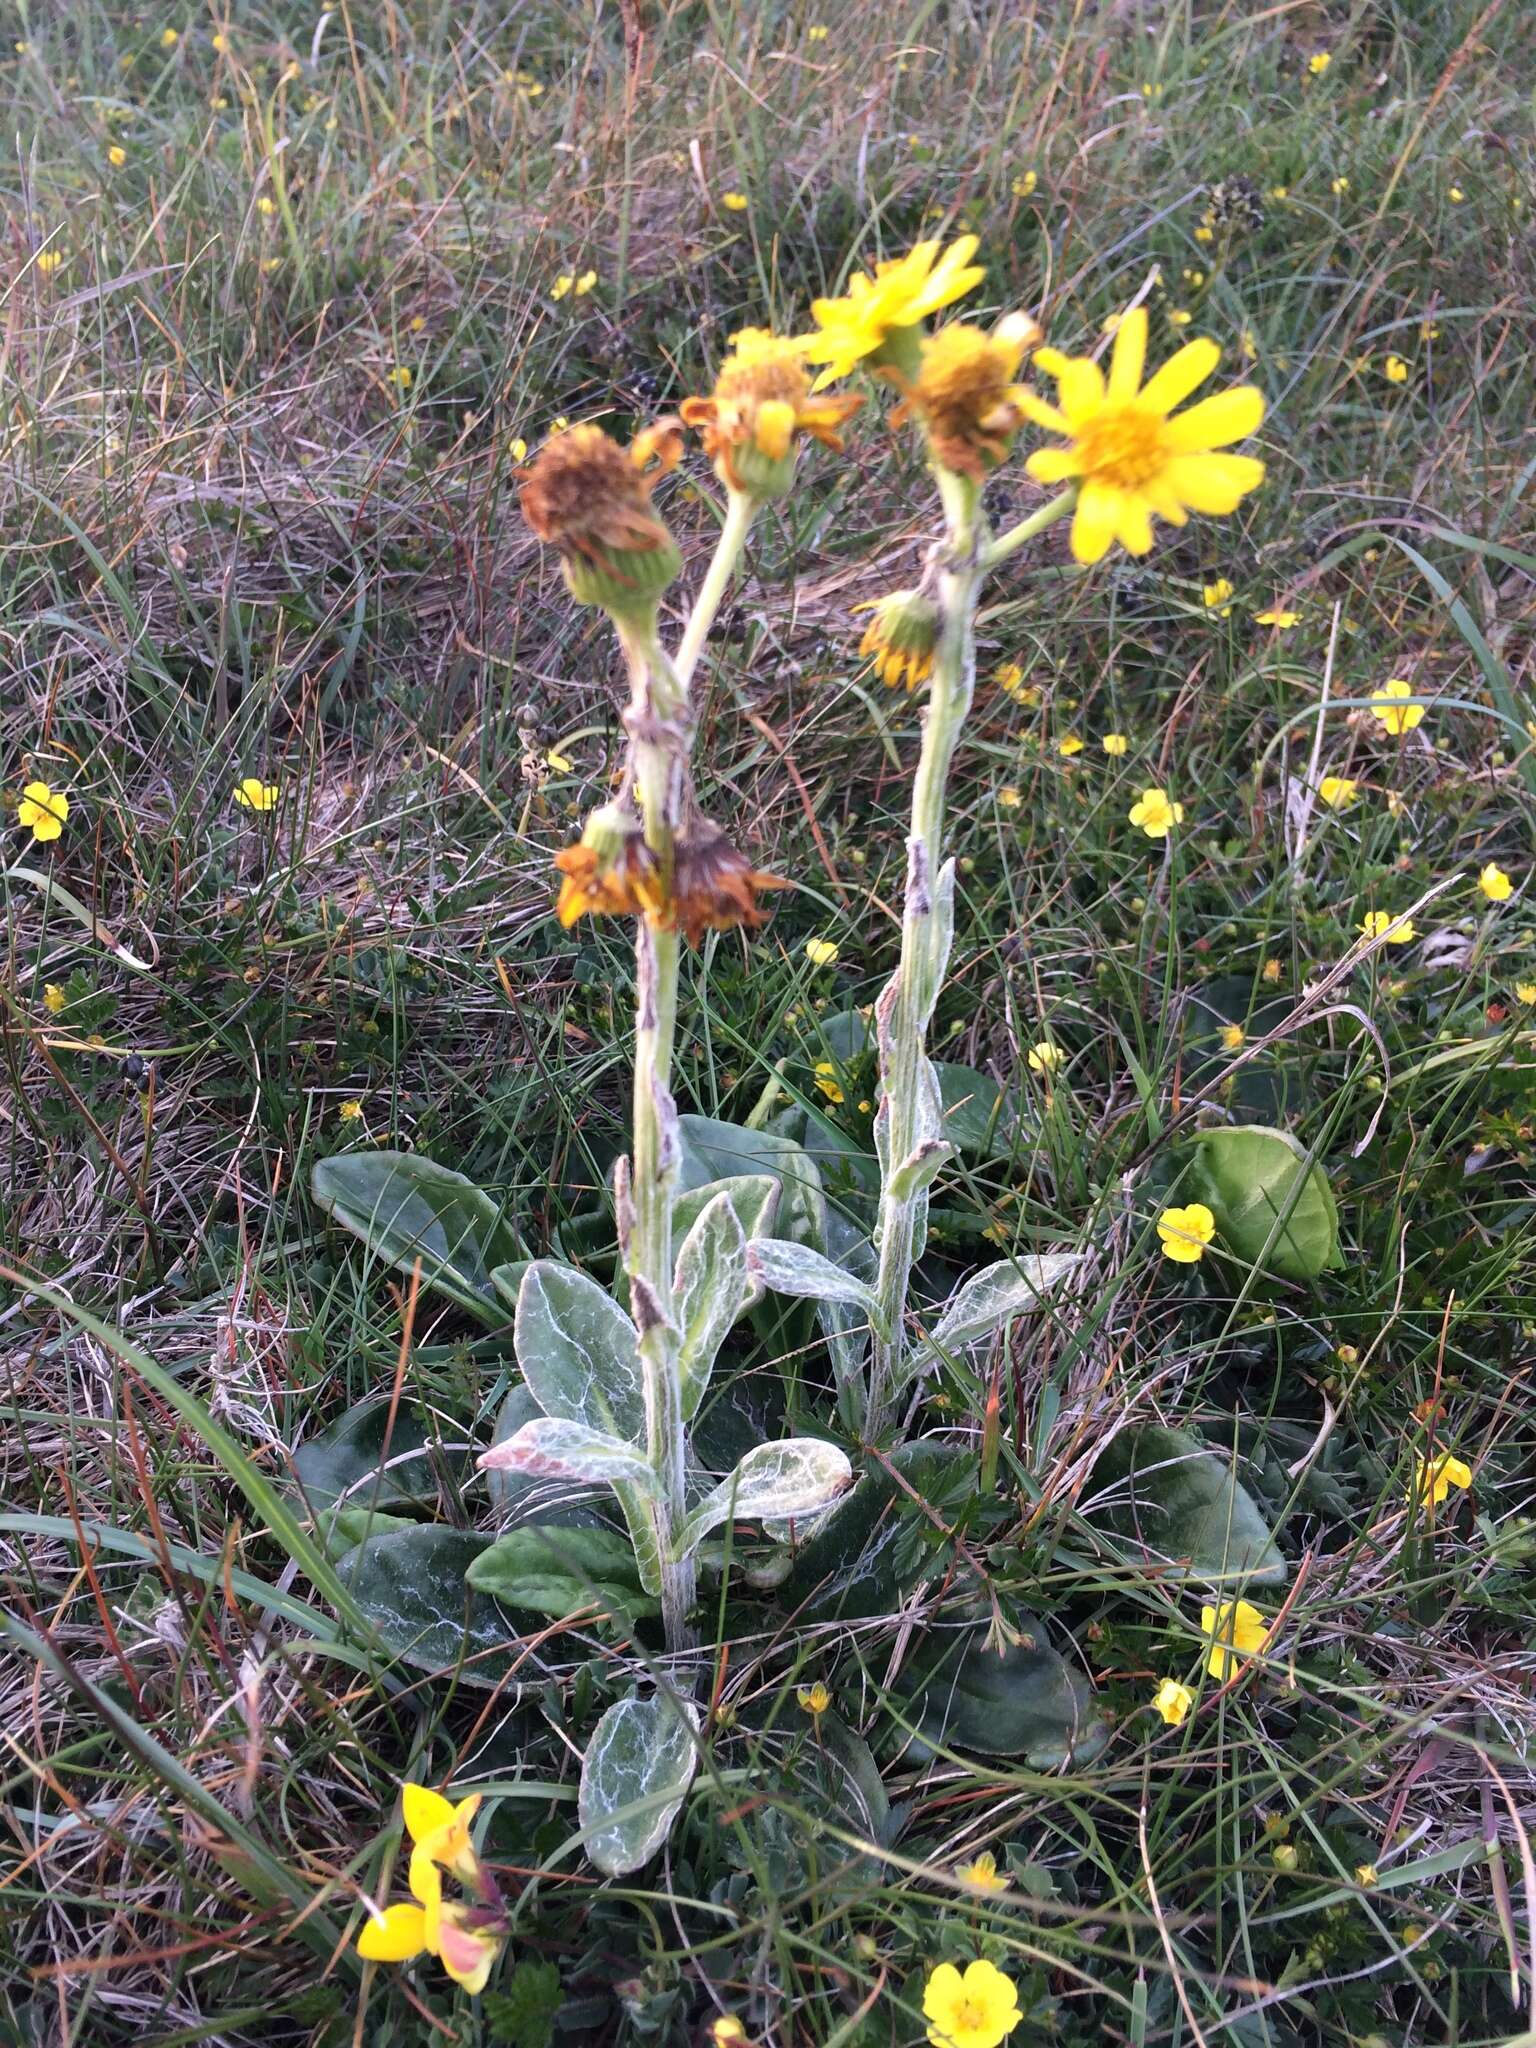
top-left (1411, 1451), bottom-right (1472, 1508)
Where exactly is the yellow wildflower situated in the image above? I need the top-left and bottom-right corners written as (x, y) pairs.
top-left (997, 786), bottom-right (1022, 809)
top-left (1151, 1678), bottom-right (1194, 1727)
top-left (1331, 176), bottom-right (1349, 196)
top-left (43, 983), bottom-right (66, 1015)
top-left (797, 1681), bottom-right (831, 1716)
top-left (1026, 1040), bottom-right (1063, 1076)
top-left (1157, 1202), bottom-right (1216, 1264)
top-left (1202, 576), bottom-right (1234, 612)
top-left (1020, 306), bottom-right (1266, 563)
top-left (1011, 170), bottom-right (1037, 198)
top-left (161, 27), bottom-right (180, 48)
top-left (1220, 1023), bottom-right (1245, 1052)
top-left (1515, 983), bottom-right (1536, 1005)
top-left (1358, 910), bottom-right (1416, 944)
top-left (1200, 1598), bottom-right (1269, 1680)
top-left (956, 1850), bottom-right (1011, 1893)
top-left (1370, 679), bottom-right (1425, 735)
top-left (1253, 607), bottom-right (1299, 629)
top-left (1308, 51), bottom-right (1332, 75)
top-left (17, 780), bottom-right (69, 843)
top-left (389, 366), bottom-right (412, 389)
top-left (721, 191), bottom-right (749, 211)
top-left (1128, 786), bottom-right (1184, 838)
top-left (233, 777), bottom-right (280, 813)
top-left (994, 661), bottom-right (1039, 706)
top-left (1262, 957), bottom-right (1282, 983)
top-left (339, 1099), bottom-right (364, 1121)
top-left (1169, 308), bottom-right (1192, 327)
top-left (1477, 863), bottom-right (1513, 903)
top-left (805, 938), bottom-right (839, 968)
top-left (683, 327), bottom-right (861, 497)
top-left (108, 145), bottom-right (127, 167)
top-left (402, 1781), bottom-right (484, 1896)
top-left (356, 1860), bottom-right (504, 1994)
top-left (1448, 185), bottom-right (1465, 202)
top-left (856, 588), bottom-right (939, 691)
top-left (803, 235), bottom-right (985, 388)
top-left (922, 1958), bottom-right (1022, 2048)
top-left (812, 1063), bottom-right (844, 1106)
top-left (896, 314), bottom-right (1043, 477)
top-left (35, 249), bottom-right (65, 276)
top-left (807, 23), bottom-right (829, 40)
top-left (1319, 775), bottom-right (1357, 808)
top-left (1383, 354), bottom-right (1409, 384)
top-left (1101, 732), bottom-right (1128, 756)
top-left (1058, 735), bottom-right (1084, 758)
top-left (1411, 1451), bottom-right (1472, 1508)
top-left (1356, 1864), bottom-right (1378, 1887)
top-left (550, 273), bottom-right (575, 300)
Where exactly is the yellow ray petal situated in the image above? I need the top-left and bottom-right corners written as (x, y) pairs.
top-left (1056, 356), bottom-right (1106, 425)
top-left (1164, 384), bottom-right (1265, 452)
top-left (1137, 335), bottom-right (1221, 415)
top-left (1070, 480), bottom-right (1121, 564)
top-left (1165, 451), bottom-right (1266, 514)
top-left (1108, 307), bottom-right (1148, 399)
top-left (1025, 444), bottom-right (1084, 482)
top-left (1015, 388), bottom-right (1072, 435)
top-left (1115, 492), bottom-right (1156, 554)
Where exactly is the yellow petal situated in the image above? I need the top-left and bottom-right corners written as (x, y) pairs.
top-left (1137, 335), bottom-right (1220, 416)
top-left (1056, 356), bottom-right (1106, 425)
top-left (1015, 388), bottom-right (1072, 435)
top-left (1164, 384), bottom-right (1265, 452)
top-left (1070, 481), bottom-right (1120, 564)
top-left (401, 1783), bottom-right (457, 1846)
top-left (1115, 492), bottom-right (1156, 555)
top-left (1164, 451), bottom-right (1265, 514)
top-left (1107, 306), bottom-right (1148, 399)
top-left (1024, 444), bottom-right (1083, 482)
top-left (356, 1902), bottom-right (429, 1962)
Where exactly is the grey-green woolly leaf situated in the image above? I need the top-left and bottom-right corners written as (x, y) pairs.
top-left (746, 1237), bottom-right (878, 1313)
top-left (673, 1187), bottom-right (750, 1421)
top-left (579, 1694), bottom-right (699, 1875)
top-left (676, 1115), bottom-right (825, 1251)
top-left (514, 1260), bottom-right (645, 1441)
top-left (334, 1527), bottom-right (518, 1689)
top-left (466, 1525), bottom-right (658, 1620)
top-left (925, 1253), bottom-right (1086, 1353)
top-left (677, 1438), bottom-right (854, 1554)
top-left (1087, 1424), bottom-right (1287, 1585)
top-left (1188, 1124), bottom-right (1341, 1281)
top-left (292, 1398), bottom-right (471, 1513)
top-left (311, 1152), bottom-right (521, 1323)
top-left (478, 1417), bottom-right (659, 1494)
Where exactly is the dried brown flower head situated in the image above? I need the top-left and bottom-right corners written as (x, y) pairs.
top-left (518, 421), bottom-right (683, 612)
top-left (552, 802), bottom-right (665, 927)
top-left (670, 817), bottom-right (788, 946)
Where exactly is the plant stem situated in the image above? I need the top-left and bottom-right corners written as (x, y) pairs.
top-left (618, 624), bottom-right (695, 1649)
top-left (674, 486), bottom-right (754, 691)
top-left (864, 481), bottom-right (1075, 1441)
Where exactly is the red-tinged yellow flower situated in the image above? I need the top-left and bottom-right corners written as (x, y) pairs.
top-left (518, 420), bottom-right (683, 616)
top-left (552, 803), bottom-right (665, 929)
top-left (680, 328), bottom-right (861, 497)
top-left (857, 588), bottom-right (940, 690)
top-left (669, 818), bottom-right (788, 947)
top-left (1411, 1451), bottom-right (1472, 1508)
top-left (922, 1957), bottom-right (1022, 2048)
top-left (402, 1781), bottom-right (484, 1898)
top-left (17, 779), bottom-right (69, 843)
top-left (803, 235), bottom-right (986, 388)
top-left (1200, 1598), bottom-right (1269, 1680)
top-left (1019, 305), bottom-right (1265, 564)
top-left (356, 1858), bottom-right (506, 1995)
top-left (894, 313), bottom-right (1043, 477)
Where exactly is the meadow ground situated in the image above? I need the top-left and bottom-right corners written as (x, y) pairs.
top-left (3, 3), bottom-right (1535, 2045)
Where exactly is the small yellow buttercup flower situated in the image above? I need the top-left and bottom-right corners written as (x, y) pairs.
top-left (1516, 982), bottom-right (1536, 1005)
top-left (797, 1681), bottom-right (831, 1717)
top-left (1319, 775), bottom-right (1358, 808)
top-left (1262, 957), bottom-right (1282, 983)
top-left (234, 777), bottom-right (280, 813)
top-left (1157, 1202), bottom-right (1215, 1264)
top-left (1358, 909), bottom-right (1416, 944)
top-left (161, 26), bottom-right (180, 48)
top-left (339, 1099), bottom-right (364, 1121)
top-left (17, 780), bottom-right (69, 843)
top-left (1151, 1677), bottom-right (1194, 1726)
top-left (1411, 1451), bottom-right (1472, 1508)
top-left (1331, 175), bottom-right (1349, 196)
top-left (712, 2021), bottom-right (750, 2047)
top-left (955, 1849), bottom-right (1011, 1893)
top-left (388, 366), bottom-right (412, 389)
top-left (1356, 1864), bottom-right (1378, 1888)
top-left (1448, 185), bottom-right (1465, 202)
top-left (805, 937), bottom-right (839, 968)
top-left (1026, 1040), bottom-right (1063, 1076)
top-left (997, 786), bottom-right (1022, 809)
top-left (35, 248), bottom-right (65, 276)
top-left (812, 1062), bottom-right (844, 1106)
top-left (807, 22), bottom-right (829, 39)
top-left (1220, 1023), bottom-right (1246, 1052)
top-left (1128, 786), bottom-right (1184, 838)
top-left (1308, 51), bottom-right (1332, 75)
top-left (1202, 577), bottom-right (1234, 613)
top-left (1058, 735), bottom-right (1084, 758)
top-left (43, 983), bottom-right (66, 1015)
top-left (1101, 732), bottom-right (1128, 756)
top-left (1383, 354), bottom-right (1409, 384)
top-left (108, 145), bottom-right (127, 167)
top-left (994, 661), bottom-right (1039, 706)
top-left (1012, 170), bottom-right (1038, 198)
top-left (1200, 1598), bottom-right (1269, 1680)
top-left (721, 191), bottom-right (749, 211)
top-left (922, 1958), bottom-right (1022, 2048)
top-left (1253, 607), bottom-right (1299, 629)
top-left (1477, 863), bottom-right (1513, 903)
top-left (1020, 305), bottom-right (1266, 564)
top-left (1370, 679), bottom-right (1425, 735)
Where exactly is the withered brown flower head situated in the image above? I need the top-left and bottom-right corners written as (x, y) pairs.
top-left (518, 422), bottom-right (677, 563)
top-left (552, 801), bottom-right (665, 927)
top-left (670, 816), bottom-right (789, 946)
top-left (896, 313), bottom-right (1042, 478)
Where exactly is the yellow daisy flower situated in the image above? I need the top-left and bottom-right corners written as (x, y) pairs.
top-left (802, 235), bottom-right (985, 388)
top-left (1019, 306), bottom-right (1265, 564)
